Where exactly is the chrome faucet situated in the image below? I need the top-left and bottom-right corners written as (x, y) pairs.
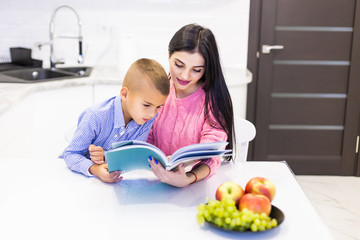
top-left (49, 5), bottom-right (83, 69)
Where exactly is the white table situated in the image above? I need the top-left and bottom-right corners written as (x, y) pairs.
top-left (0, 158), bottom-right (333, 240)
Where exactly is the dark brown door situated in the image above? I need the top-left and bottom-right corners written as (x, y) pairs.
top-left (247, 0), bottom-right (360, 175)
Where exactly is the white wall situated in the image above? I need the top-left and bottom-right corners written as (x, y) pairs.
top-left (0, 0), bottom-right (250, 117)
top-left (0, 0), bottom-right (250, 71)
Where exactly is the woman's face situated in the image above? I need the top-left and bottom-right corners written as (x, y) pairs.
top-left (169, 51), bottom-right (205, 98)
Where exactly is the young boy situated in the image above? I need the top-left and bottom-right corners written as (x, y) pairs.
top-left (59, 58), bottom-right (169, 183)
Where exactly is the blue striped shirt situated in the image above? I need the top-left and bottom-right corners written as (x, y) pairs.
top-left (59, 95), bottom-right (156, 177)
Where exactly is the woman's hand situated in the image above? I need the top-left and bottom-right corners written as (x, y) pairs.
top-left (148, 157), bottom-right (195, 187)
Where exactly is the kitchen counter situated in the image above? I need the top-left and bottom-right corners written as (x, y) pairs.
top-left (0, 66), bottom-right (123, 116)
top-left (0, 160), bottom-right (333, 240)
top-left (0, 66), bottom-right (252, 116)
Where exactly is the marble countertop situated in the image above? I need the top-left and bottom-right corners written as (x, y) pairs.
top-left (296, 175), bottom-right (360, 240)
top-left (0, 66), bottom-right (252, 116)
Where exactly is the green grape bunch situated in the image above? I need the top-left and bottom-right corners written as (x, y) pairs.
top-left (197, 198), bottom-right (278, 232)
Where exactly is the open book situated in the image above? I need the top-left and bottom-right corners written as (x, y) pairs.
top-left (105, 140), bottom-right (231, 172)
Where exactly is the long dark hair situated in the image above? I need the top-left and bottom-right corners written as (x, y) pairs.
top-left (168, 23), bottom-right (235, 160)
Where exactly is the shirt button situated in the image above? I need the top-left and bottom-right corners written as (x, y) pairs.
top-left (114, 135), bottom-right (118, 138)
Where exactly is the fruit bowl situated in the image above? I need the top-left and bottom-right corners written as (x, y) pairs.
top-left (205, 205), bottom-right (285, 232)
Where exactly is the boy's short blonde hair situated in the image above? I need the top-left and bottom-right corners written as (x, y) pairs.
top-left (123, 58), bottom-right (169, 96)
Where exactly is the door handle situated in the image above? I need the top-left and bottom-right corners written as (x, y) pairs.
top-left (262, 45), bottom-right (284, 54)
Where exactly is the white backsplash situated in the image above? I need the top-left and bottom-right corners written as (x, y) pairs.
top-left (0, 0), bottom-right (250, 71)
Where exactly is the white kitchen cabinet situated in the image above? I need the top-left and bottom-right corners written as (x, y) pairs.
top-left (92, 84), bottom-right (121, 104)
top-left (0, 86), bottom-right (93, 158)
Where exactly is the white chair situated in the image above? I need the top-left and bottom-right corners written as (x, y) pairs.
top-left (232, 118), bottom-right (256, 162)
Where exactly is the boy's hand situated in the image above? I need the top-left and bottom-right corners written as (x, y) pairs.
top-left (89, 144), bottom-right (105, 164)
top-left (89, 164), bottom-right (123, 183)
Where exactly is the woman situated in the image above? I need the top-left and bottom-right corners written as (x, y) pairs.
top-left (147, 23), bottom-right (234, 187)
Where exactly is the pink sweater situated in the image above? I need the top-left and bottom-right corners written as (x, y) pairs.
top-left (147, 79), bottom-right (228, 177)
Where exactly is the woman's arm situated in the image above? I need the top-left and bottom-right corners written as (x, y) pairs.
top-left (188, 163), bottom-right (210, 182)
top-left (197, 113), bottom-right (228, 178)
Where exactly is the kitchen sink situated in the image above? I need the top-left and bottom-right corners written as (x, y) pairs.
top-left (2, 68), bottom-right (73, 81)
top-left (56, 66), bottom-right (92, 76)
top-left (0, 67), bottom-right (92, 83)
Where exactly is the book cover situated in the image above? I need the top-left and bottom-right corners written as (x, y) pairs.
top-left (106, 140), bottom-right (231, 172)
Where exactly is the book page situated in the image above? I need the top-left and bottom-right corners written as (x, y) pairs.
top-left (172, 149), bottom-right (230, 162)
top-left (166, 150), bottom-right (232, 171)
top-left (171, 141), bottom-right (228, 160)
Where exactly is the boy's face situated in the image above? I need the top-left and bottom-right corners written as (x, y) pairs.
top-left (121, 75), bottom-right (167, 126)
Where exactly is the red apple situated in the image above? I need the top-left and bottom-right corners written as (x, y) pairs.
top-left (245, 177), bottom-right (276, 202)
top-left (239, 193), bottom-right (272, 216)
top-left (215, 181), bottom-right (245, 205)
